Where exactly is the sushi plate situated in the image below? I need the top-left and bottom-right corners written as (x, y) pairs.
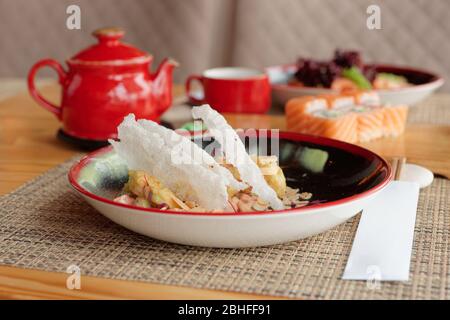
top-left (267, 63), bottom-right (444, 107)
top-left (69, 131), bottom-right (391, 248)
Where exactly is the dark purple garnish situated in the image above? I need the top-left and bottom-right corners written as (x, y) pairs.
top-left (363, 64), bottom-right (377, 82)
top-left (157, 203), bottom-right (168, 210)
top-left (294, 50), bottom-right (367, 88)
top-left (333, 49), bottom-right (363, 69)
top-left (309, 199), bottom-right (327, 205)
top-left (294, 58), bottom-right (342, 88)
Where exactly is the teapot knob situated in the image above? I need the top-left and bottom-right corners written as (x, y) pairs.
top-left (92, 27), bottom-right (125, 44)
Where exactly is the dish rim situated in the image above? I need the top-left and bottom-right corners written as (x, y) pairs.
top-left (266, 63), bottom-right (444, 93)
top-left (68, 131), bottom-right (392, 217)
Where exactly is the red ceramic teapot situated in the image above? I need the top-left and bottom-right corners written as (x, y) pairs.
top-left (28, 27), bottom-right (178, 141)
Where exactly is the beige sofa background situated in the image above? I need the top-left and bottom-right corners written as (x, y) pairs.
top-left (0, 0), bottom-right (448, 91)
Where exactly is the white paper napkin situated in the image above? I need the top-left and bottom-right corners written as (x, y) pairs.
top-left (343, 181), bottom-right (420, 281)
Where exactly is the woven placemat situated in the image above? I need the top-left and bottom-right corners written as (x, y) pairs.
top-left (0, 157), bottom-right (449, 299)
top-left (408, 94), bottom-right (450, 125)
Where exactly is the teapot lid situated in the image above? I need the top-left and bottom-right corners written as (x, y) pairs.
top-left (69, 27), bottom-right (151, 65)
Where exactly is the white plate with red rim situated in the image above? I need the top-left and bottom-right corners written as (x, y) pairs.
top-left (266, 63), bottom-right (444, 107)
top-left (69, 131), bottom-right (392, 248)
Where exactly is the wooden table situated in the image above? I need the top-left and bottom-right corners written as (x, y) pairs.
top-left (0, 83), bottom-right (449, 299)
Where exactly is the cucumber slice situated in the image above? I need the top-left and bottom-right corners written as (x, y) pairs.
top-left (180, 120), bottom-right (206, 132)
top-left (342, 67), bottom-right (372, 90)
top-left (299, 147), bottom-right (329, 173)
top-left (376, 72), bottom-right (408, 84)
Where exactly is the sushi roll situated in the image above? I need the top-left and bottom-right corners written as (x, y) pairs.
top-left (338, 90), bottom-right (384, 141)
top-left (286, 96), bottom-right (327, 115)
top-left (319, 94), bottom-right (355, 110)
top-left (310, 109), bottom-right (358, 143)
top-left (286, 96), bottom-right (327, 129)
top-left (287, 105), bottom-right (358, 144)
top-left (285, 91), bottom-right (407, 144)
top-left (352, 91), bottom-right (381, 106)
top-left (352, 105), bottom-right (384, 142)
top-left (382, 104), bottom-right (409, 137)
top-left (341, 90), bottom-right (381, 106)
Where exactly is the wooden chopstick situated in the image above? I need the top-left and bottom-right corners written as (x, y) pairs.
top-left (389, 157), bottom-right (406, 181)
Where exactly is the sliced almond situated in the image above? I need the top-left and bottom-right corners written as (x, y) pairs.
top-left (171, 195), bottom-right (191, 210)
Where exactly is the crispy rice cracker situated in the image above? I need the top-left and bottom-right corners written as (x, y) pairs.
top-left (110, 115), bottom-right (232, 210)
top-left (192, 105), bottom-right (284, 210)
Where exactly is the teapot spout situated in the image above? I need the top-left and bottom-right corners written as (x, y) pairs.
top-left (151, 58), bottom-right (179, 115)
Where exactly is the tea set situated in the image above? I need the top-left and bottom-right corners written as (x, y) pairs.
top-left (28, 27), bottom-right (268, 147)
top-left (28, 27), bottom-right (441, 149)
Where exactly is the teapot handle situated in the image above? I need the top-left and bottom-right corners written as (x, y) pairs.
top-left (28, 59), bottom-right (66, 120)
top-left (185, 75), bottom-right (205, 105)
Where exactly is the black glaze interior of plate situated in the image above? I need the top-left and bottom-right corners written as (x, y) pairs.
top-left (76, 133), bottom-right (388, 207)
top-left (57, 120), bottom-right (174, 151)
top-left (192, 135), bottom-right (387, 204)
top-left (277, 139), bottom-right (385, 203)
top-left (365, 64), bottom-right (438, 85)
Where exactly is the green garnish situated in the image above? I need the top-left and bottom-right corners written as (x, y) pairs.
top-left (342, 67), bottom-right (372, 89)
top-left (298, 147), bottom-right (329, 173)
top-left (376, 72), bottom-right (408, 84)
top-left (134, 198), bottom-right (151, 208)
top-left (180, 120), bottom-right (206, 132)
